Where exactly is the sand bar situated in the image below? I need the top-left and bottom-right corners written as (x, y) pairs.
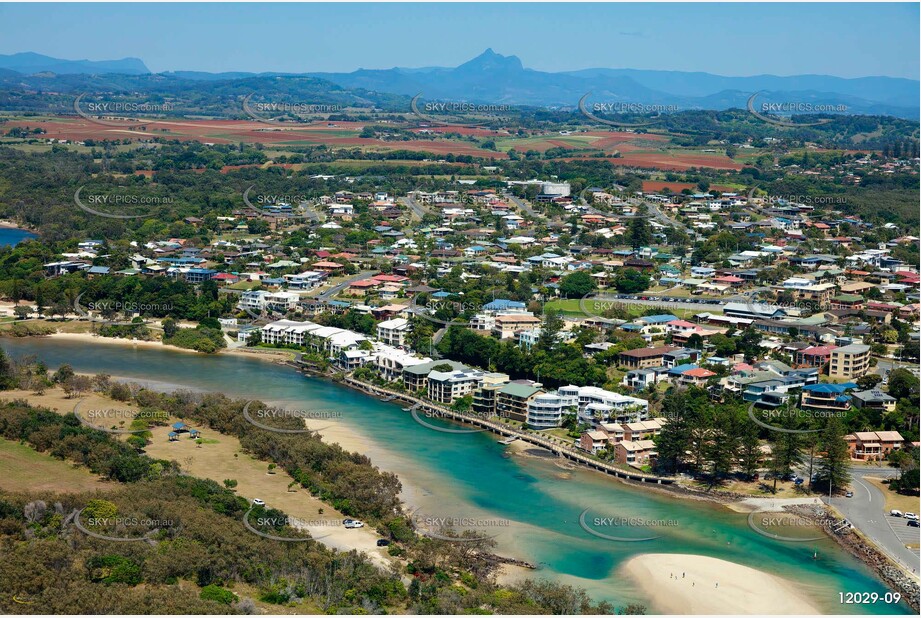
top-left (621, 553), bottom-right (821, 614)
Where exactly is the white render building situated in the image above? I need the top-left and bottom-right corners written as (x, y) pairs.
top-left (526, 392), bottom-right (578, 429)
top-left (557, 385), bottom-right (649, 426)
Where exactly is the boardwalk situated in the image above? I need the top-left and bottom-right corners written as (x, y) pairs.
top-left (342, 376), bottom-right (674, 486)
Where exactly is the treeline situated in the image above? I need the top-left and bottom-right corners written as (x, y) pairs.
top-left (0, 375), bottom-right (625, 613)
top-left (653, 388), bottom-right (854, 492)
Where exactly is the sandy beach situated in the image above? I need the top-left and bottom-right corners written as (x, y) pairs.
top-left (621, 553), bottom-right (822, 614)
top-left (45, 331), bottom-right (296, 362)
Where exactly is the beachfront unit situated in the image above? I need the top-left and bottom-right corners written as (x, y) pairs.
top-left (526, 392), bottom-right (578, 429)
top-left (828, 344), bottom-right (871, 379)
top-left (557, 385), bottom-right (649, 426)
top-left (376, 317), bottom-right (411, 347)
top-left (427, 368), bottom-right (486, 404)
top-left (496, 382), bottom-right (543, 422)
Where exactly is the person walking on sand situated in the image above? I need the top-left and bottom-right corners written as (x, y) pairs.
top-left (682, 572), bottom-right (685, 578)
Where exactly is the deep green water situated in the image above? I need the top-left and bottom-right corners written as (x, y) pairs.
top-left (1, 338), bottom-right (911, 614)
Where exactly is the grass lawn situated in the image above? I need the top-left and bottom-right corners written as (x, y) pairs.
top-left (0, 438), bottom-right (109, 494)
top-left (863, 476), bottom-right (919, 514)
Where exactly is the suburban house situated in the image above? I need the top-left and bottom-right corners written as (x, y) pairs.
top-left (844, 431), bottom-right (906, 460)
top-left (618, 346), bottom-right (680, 369)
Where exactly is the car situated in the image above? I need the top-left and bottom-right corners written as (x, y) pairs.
top-left (890, 510), bottom-right (903, 517)
top-left (904, 512), bottom-right (918, 521)
top-left (376, 539), bottom-right (391, 546)
top-left (344, 520), bottom-right (364, 529)
top-left (794, 478), bottom-right (804, 485)
top-left (252, 498), bottom-right (265, 507)
top-left (908, 520), bottom-right (920, 528)
top-left (845, 491), bottom-right (854, 498)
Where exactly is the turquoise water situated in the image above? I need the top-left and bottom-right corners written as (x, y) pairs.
top-left (0, 227), bottom-right (37, 247)
top-left (1, 338), bottom-right (911, 614)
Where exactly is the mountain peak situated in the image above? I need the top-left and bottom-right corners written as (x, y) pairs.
top-left (456, 49), bottom-right (523, 73)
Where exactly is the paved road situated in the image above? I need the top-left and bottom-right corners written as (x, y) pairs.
top-left (874, 360), bottom-right (920, 379)
top-left (317, 270), bottom-right (377, 300)
top-left (646, 201), bottom-right (692, 234)
top-left (824, 467), bottom-right (920, 577)
top-left (503, 191), bottom-right (541, 219)
top-left (399, 196), bottom-right (427, 221)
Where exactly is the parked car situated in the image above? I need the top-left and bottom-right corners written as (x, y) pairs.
top-left (904, 512), bottom-right (918, 521)
top-left (908, 520), bottom-right (920, 528)
top-left (376, 539), bottom-right (391, 546)
top-left (344, 520), bottom-right (364, 529)
top-left (890, 510), bottom-right (903, 517)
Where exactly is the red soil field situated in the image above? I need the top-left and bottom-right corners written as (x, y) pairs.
top-left (641, 181), bottom-right (737, 193)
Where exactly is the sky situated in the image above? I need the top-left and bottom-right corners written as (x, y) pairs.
top-left (0, 2), bottom-right (918, 79)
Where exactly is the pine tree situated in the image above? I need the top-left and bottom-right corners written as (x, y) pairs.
top-left (817, 417), bottom-right (851, 494)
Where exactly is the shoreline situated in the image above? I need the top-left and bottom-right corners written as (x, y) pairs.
top-left (621, 553), bottom-right (823, 615)
top-left (45, 331), bottom-right (296, 363)
top-left (13, 332), bottom-right (912, 599)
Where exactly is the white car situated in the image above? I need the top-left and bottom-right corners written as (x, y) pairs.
top-left (890, 510), bottom-right (903, 517)
top-left (252, 498), bottom-right (265, 507)
top-left (904, 512), bottom-right (918, 521)
top-left (344, 519), bottom-right (364, 529)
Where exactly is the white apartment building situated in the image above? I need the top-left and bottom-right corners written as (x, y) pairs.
top-left (376, 317), bottom-right (411, 347)
top-left (427, 369), bottom-right (485, 404)
top-left (526, 392), bottom-right (578, 429)
top-left (557, 385), bottom-right (649, 426)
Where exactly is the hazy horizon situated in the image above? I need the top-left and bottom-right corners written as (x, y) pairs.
top-left (0, 2), bottom-right (918, 79)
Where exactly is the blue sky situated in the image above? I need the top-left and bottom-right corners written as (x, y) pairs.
top-left (0, 2), bottom-right (917, 78)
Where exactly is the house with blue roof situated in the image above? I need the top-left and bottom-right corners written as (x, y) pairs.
top-left (483, 299), bottom-right (527, 313)
top-left (800, 382), bottom-right (857, 413)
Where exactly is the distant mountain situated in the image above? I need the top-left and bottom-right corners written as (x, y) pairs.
top-left (306, 48), bottom-right (919, 119)
top-left (0, 49), bottom-right (917, 119)
top-left (0, 52), bottom-right (149, 75)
